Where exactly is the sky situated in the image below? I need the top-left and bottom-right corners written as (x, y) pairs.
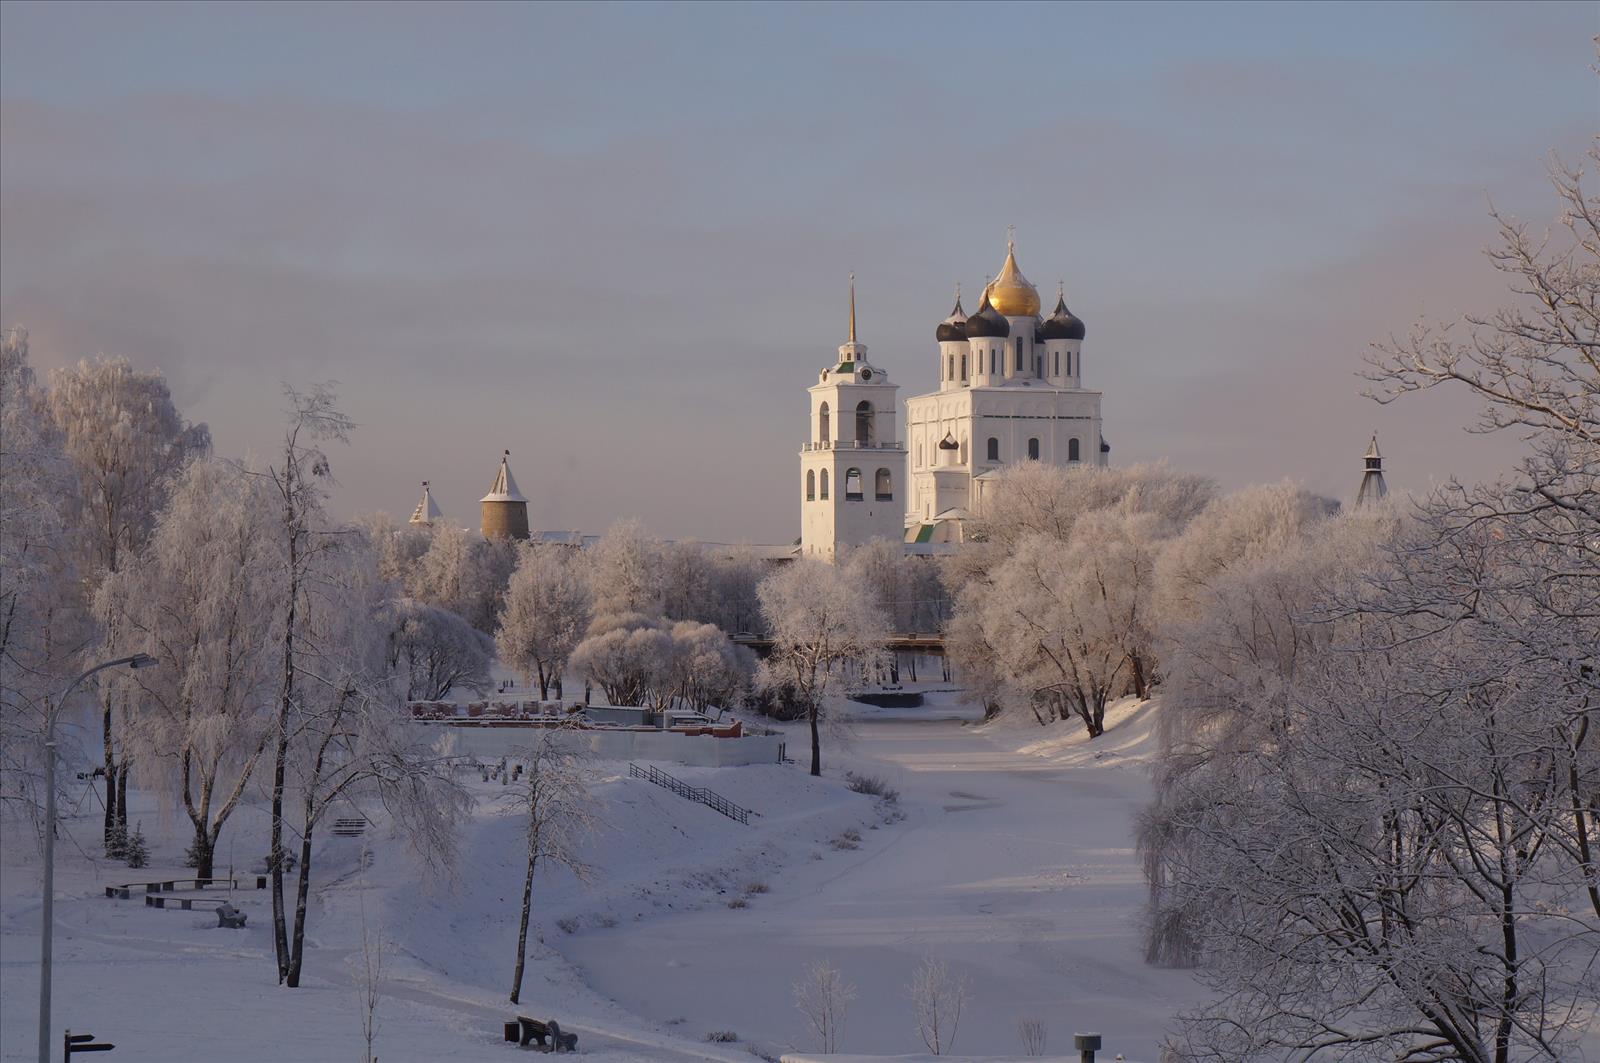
top-left (2, 1), bottom-right (1595, 542)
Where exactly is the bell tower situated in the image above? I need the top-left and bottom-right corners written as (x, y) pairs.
top-left (799, 276), bottom-right (906, 561)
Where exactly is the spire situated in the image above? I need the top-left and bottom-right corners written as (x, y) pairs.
top-left (1357, 433), bottom-right (1388, 506)
top-left (409, 481), bottom-right (443, 526)
top-left (848, 272), bottom-right (857, 344)
top-left (481, 449), bottom-right (527, 503)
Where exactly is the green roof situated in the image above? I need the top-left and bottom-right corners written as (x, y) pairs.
top-left (913, 523), bottom-right (935, 544)
top-left (835, 361), bottom-right (855, 373)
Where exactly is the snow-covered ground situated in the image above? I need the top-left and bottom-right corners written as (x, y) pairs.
top-left (1, 693), bottom-right (1193, 1062)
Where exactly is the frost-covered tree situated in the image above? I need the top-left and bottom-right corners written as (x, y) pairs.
top-left (389, 598), bottom-right (492, 701)
top-left (570, 613), bottom-right (675, 708)
top-left (496, 542), bottom-right (590, 699)
top-left (45, 354), bottom-right (209, 843)
top-left (758, 559), bottom-right (889, 776)
top-left (794, 959), bottom-right (855, 1054)
top-left (908, 955), bottom-right (968, 1056)
top-left (665, 620), bottom-right (754, 715)
top-left (408, 523), bottom-right (515, 635)
top-left (95, 459), bottom-right (282, 879)
top-left (660, 541), bottom-right (768, 635)
top-left (948, 464), bottom-right (1214, 731)
top-left (586, 518), bottom-right (663, 618)
top-left (279, 528), bottom-right (468, 988)
top-left (508, 723), bottom-right (593, 1004)
top-left (0, 329), bottom-right (86, 834)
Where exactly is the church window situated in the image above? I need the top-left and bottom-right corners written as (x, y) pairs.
top-left (986, 437), bottom-right (1000, 462)
top-left (960, 354), bottom-right (967, 381)
top-left (1028, 437), bottom-right (1040, 460)
top-left (1054, 350), bottom-right (1060, 376)
top-left (855, 401), bottom-right (874, 445)
top-left (820, 469), bottom-right (830, 499)
top-left (844, 468), bottom-right (864, 501)
top-left (818, 402), bottom-right (830, 444)
top-left (874, 468), bottom-right (893, 501)
top-left (1069, 437), bottom-right (1081, 462)
top-left (989, 349), bottom-right (997, 375)
top-left (806, 470), bottom-right (815, 501)
top-left (1035, 354), bottom-right (1042, 378)
top-left (917, 443), bottom-right (923, 467)
top-left (1015, 337), bottom-right (1024, 372)
top-left (947, 354), bottom-right (954, 381)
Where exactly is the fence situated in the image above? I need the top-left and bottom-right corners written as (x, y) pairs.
top-left (628, 762), bottom-right (753, 825)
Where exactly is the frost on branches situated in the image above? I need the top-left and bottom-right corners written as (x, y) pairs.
top-left (1142, 149), bottom-right (1599, 1062)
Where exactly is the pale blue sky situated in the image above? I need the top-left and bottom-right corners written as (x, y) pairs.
top-left (2, 1), bottom-right (1595, 539)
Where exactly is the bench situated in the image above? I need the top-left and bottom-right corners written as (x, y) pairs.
top-left (503, 1016), bottom-right (578, 1052)
top-left (216, 902), bottom-right (247, 929)
top-left (331, 818), bottom-right (368, 838)
top-left (144, 895), bottom-right (228, 912)
top-left (107, 876), bottom-right (267, 899)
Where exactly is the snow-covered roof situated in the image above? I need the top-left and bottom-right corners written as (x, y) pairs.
top-left (480, 450), bottom-right (527, 503)
top-left (408, 482), bottom-right (443, 526)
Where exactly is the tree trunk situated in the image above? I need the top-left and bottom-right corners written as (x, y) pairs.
top-left (191, 826), bottom-right (215, 880)
top-left (1130, 653), bottom-right (1151, 701)
top-left (510, 847), bottom-right (538, 1003)
top-left (286, 808), bottom-right (316, 988)
top-left (271, 521), bottom-right (299, 984)
top-left (101, 691), bottom-right (118, 846)
top-left (115, 757), bottom-right (130, 832)
top-left (536, 665), bottom-right (548, 701)
top-left (809, 702), bottom-right (822, 777)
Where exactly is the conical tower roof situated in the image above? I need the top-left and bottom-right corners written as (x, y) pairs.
top-left (1357, 433), bottom-right (1388, 506)
top-left (409, 481), bottom-right (443, 526)
top-left (481, 450), bottom-right (527, 503)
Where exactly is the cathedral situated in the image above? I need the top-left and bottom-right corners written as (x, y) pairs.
top-left (800, 237), bottom-right (1108, 559)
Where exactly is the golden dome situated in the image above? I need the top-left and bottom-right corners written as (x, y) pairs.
top-left (987, 240), bottom-right (1040, 317)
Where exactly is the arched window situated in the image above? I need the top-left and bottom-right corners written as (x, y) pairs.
top-left (875, 468), bottom-right (893, 501)
top-left (960, 353), bottom-right (967, 381)
top-left (820, 469), bottom-right (830, 499)
top-left (844, 468), bottom-right (864, 501)
top-left (947, 354), bottom-right (954, 381)
top-left (855, 401), bottom-right (873, 444)
top-left (989, 349), bottom-right (997, 375)
top-left (818, 402), bottom-right (830, 444)
top-left (986, 437), bottom-right (1000, 462)
top-left (1015, 337), bottom-right (1024, 372)
top-left (1068, 437), bottom-right (1081, 462)
top-left (1028, 437), bottom-right (1040, 460)
top-left (1054, 349), bottom-right (1060, 376)
top-left (806, 469), bottom-right (816, 501)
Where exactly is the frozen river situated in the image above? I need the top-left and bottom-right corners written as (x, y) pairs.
top-left (561, 709), bottom-right (1203, 1060)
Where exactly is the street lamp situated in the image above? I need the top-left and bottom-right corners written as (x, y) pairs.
top-left (37, 653), bottom-right (157, 1063)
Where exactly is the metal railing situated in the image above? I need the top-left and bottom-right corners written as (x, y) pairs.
top-left (628, 762), bottom-right (753, 825)
top-left (801, 440), bottom-right (903, 451)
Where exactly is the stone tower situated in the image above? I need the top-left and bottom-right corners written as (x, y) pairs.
top-left (480, 450), bottom-right (530, 540)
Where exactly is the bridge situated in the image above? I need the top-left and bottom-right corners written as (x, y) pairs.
top-left (730, 633), bottom-right (948, 655)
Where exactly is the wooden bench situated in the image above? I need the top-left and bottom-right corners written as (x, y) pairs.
top-left (331, 818), bottom-right (368, 838)
top-left (215, 902), bottom-right (247, 929)
top-left (503, 1016), bottom-right (577, 1052)
top-left (144, 895), bottom-right (227, 912)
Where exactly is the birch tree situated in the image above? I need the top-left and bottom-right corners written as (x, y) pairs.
top-left (45, 355), bottom-right (209, 844)
top-left (757, 559), bottom-right (889, 776)
top-left (389, 598), bottom-right (492, 701)
top-left (0, 329), bottom-right (86, 834)
top-left (508, 724), bottom-right (593, 1004)
top-left (95, 459), bottom-right (281, 878)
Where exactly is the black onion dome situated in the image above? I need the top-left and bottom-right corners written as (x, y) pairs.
top-left (937, 432), bottom-right (960, 450)
top-left (963, 291), bottom-right (1010, 339)
top-left (935, 294), bottom-right (968, 343)
top-left (1040, 292), bottom-right (1087, 341)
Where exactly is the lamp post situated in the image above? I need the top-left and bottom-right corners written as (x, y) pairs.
top-left (38, 653), bottom-right (158, 1063)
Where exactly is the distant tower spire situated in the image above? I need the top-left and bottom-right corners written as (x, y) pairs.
top-left (409, 480), bottom-right (443, 527)
top-left (1356, 433), bottom-right (1388, 506)
top-left (848, 272), bottom-right (857, 344)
